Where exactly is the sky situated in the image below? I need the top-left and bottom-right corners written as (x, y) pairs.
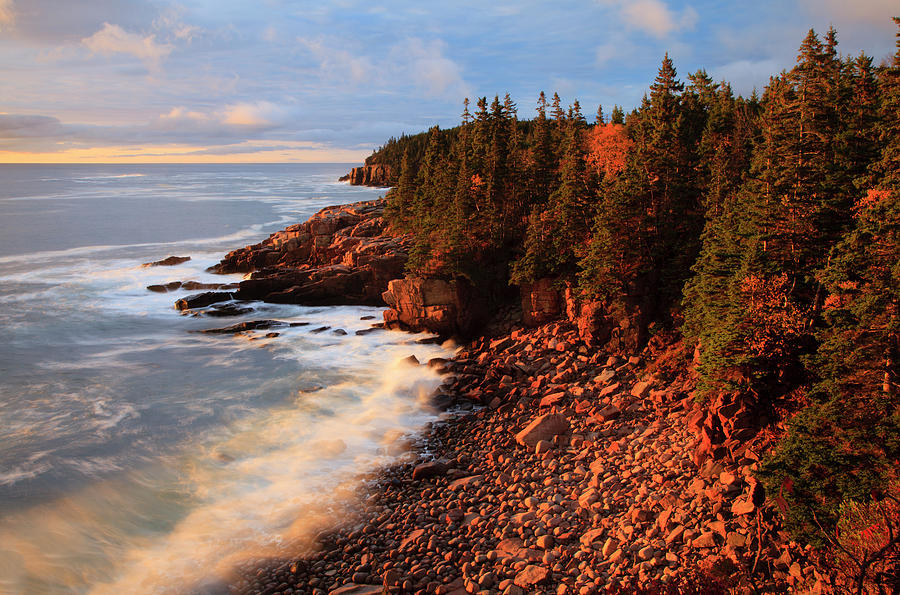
top-left (0, 0), bottom-right (896, 163)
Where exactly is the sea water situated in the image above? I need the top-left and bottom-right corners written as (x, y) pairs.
top-left (0, 164), bottom-right (452, 594)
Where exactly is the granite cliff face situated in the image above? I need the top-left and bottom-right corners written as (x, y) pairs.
top-left (338, 164), bottom-right (393, 187)
top-left (519, 278), bottom-right (647, 352)
top-left (381, 277), bottom-right (488, 338)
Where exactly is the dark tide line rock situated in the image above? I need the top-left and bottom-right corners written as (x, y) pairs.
top-left (174, 291), bottom-right (234, 310)
top-left (142, 255), bottom-right (191, 267)
top-left (199, 320), bottom-right (285, 334)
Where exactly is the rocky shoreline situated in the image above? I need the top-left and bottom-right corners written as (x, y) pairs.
top-left (155, 199), bottom-right (831, 594)
top-left (225, 324), bottom-right (825, 594)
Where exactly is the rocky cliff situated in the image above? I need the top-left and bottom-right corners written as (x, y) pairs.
top-left (382, 277), bottom-right (488, 338)
top-left (203, 200), bottom-right (410, 306)
top-left (338, 164), bottom-right (393, 187)
top-left (520, 278), bottom-right (648, 352)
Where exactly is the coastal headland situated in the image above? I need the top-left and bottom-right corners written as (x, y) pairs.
top-left (161, 194), bottom-right (827, 594)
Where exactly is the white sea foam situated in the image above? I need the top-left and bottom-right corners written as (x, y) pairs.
top-left (0, 326), bottom-right (453, 595)
top-left (0, 165), bottom-right (402, 594)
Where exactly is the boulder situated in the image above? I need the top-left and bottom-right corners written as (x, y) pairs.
top-left (513, 565), bottom-right (549, 588)
top-left (412, 460), bottom-right (449, 480)
top-left (515, 413), bottom-right (570, 448)
top-left (328, 584), bottom-right (382, 595)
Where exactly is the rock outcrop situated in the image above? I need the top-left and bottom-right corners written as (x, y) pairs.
top-left (520, 278), bottom-right (647, 351)
top-left (520, 278), bottom-right (563, 327)
top-left (381, 277), bottom-right (488, 338)
top-left (338, 164), bottom-right (393, 187)
top-left (203, 200), bottom-right (411, 307)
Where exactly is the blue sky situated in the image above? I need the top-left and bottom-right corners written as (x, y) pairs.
top-left (0, 0), bottom-right (896, 162)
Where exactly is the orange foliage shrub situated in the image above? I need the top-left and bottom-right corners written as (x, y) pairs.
top-left (585, 123), bottom-right (632, 179)
top-left (855, 188), bottom-right (893, 213)
top-left (739, 273), bottom-right (807, 360)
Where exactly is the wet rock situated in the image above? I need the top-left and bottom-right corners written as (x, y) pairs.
top-left (147, 281), bottom-right (183, 293)
top-left (412, 460), bottom-right (448, 480)
top-left (142, 255), bottom-right (190, 267)
top-left (200, 320), bottom-right (285, 334)
top-left (174, 291), bottom-right (235, 310)
top-left (205, 304), bottom-right (253, 317)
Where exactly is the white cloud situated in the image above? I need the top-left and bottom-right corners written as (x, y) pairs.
top-left (299, 35), bottom-right (469, 99)
top-left (391, 38), bottom-right (470, 99)
top-left (299, 38), bottom-right (375, 84)
top-left (711, 58), bottom-right (782, 97)
top-left (0, 0), bottom-right (14, 29)
top-left (82, 22), bottom-right (173, 72)
top-left (157, 107), bottom-right (210, 125)
top-left (595, 32), bottom-right (636, 68)
top-left (596, 0), bottom-right (697, 38)
top-left (222, 101), bottom-right (288, 127)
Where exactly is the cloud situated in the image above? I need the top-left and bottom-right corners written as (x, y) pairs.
top-left (222, 101), bottom-right (289, 128)
top-left (156, 107), bottom-right (210, 127)
top-left (299, 38), bottom-right (374, 84)
top-left (0, 114), bottom-right (68, 139)
top-left (710, 58), bottom-right (783, 97)
top-left (0, 0), bottom-right (14, 29)
top-left (391, 38), bottom-right (470, 99)
top-left (299, 35), bottom-right (469, 99)
top-left (595, 31), bottom-right (637, 68)
top-left (596, 0), bottom-right (697, 38)
top-left (82, 22), bottom-right (173, 72)
top-left (150, 102), bottom-right (292, 136)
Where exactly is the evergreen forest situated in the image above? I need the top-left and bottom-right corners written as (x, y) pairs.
top-left (367, 21), bottom-right (900, 568)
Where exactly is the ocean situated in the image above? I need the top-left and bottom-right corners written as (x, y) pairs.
top-left (0, 164), bottom-right (452, 594)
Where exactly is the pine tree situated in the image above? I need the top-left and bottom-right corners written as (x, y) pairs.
top-left (551, 92), bottom-right (565, 122)
top-left (386, 149), bottom-right (416, 229)
top-left (610, 105), bottom-right (625, 125)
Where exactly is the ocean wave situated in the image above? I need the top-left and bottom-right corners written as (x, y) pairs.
top-left (0, 226), bottom-right (266, 266)
top-left (73, 174), bottom-right (147, 180)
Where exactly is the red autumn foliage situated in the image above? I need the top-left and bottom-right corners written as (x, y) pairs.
top-left (585, 123), bottom-right (632, 179)
top-left (739, 273), bottom-right (807, 360)
top-left (855, 188), bottom-right (893, 214)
